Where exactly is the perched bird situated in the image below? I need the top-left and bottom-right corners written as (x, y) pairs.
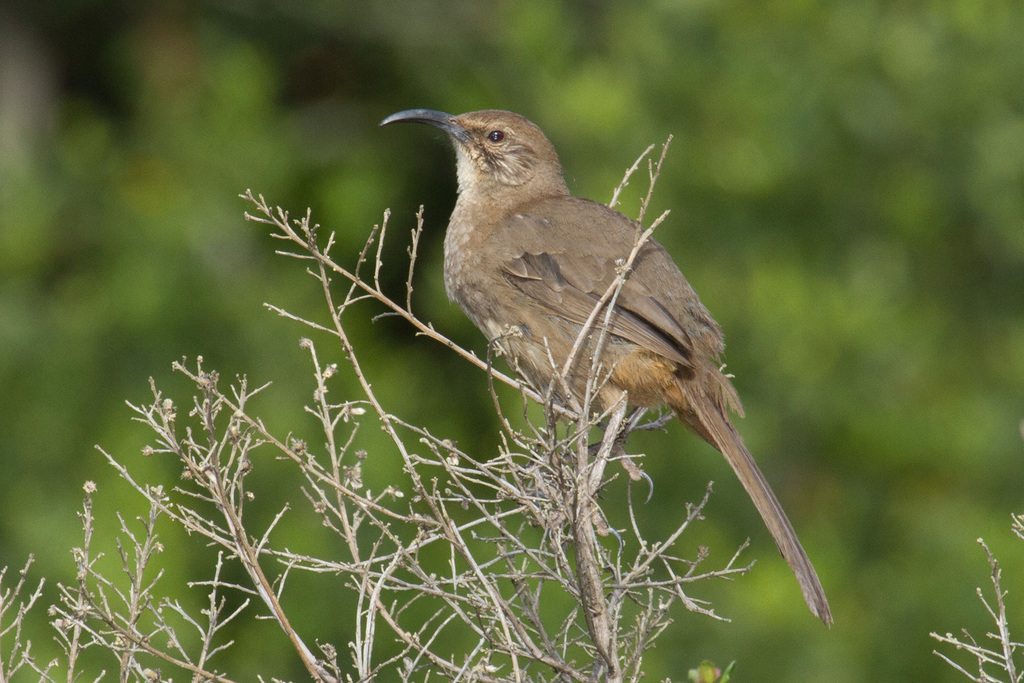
top-left (380, 108), bottom-right (832, 624)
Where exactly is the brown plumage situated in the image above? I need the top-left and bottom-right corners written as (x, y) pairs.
top-left (381, 108), bottom-right (832, 625)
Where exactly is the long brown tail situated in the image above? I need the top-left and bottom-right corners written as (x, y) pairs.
top-left (676, 398), bottom-right (833, 625)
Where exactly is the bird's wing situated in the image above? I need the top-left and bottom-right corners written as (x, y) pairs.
top-left (498, 200), bottom-right (720, 368)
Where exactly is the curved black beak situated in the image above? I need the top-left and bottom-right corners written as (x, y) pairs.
top-left (379, 108), bottom-right (471, 144)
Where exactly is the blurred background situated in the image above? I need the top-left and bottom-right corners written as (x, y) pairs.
top-left (1, 0), bottom-right (1022, 680)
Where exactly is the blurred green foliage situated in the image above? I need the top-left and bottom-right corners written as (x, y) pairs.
top-left (1, 0), bottom-right (1022, 680)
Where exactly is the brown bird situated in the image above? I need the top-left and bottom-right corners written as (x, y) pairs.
top-left (380, 108), bottom-right (832, 625)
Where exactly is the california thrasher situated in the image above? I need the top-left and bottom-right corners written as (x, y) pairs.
top-left (380, 108), bottom-right (832, 625)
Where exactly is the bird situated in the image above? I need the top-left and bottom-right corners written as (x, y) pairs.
top-left (380, 108), bottom-right (832, 625)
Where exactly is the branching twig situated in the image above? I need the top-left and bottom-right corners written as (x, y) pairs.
top-left (932, 532), bottom-right (1023, 683)
top-left (0, 556), bottom-right (46, 682)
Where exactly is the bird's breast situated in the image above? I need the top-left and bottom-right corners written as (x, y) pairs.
top-left (442, 208), bottom-right (532, 349)
top-left (442, 215), bottom-right (483, 304)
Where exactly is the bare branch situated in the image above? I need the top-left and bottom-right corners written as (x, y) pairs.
top-left (932, 535), bottom-right (1023, 683)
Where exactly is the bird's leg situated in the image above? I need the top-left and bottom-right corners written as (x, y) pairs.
top-left (587, 406), bottom-right (642, 457)
top-left (630, 407), bottom-right (674, 432)
top-left (586, 407), bottom-right (655, 502)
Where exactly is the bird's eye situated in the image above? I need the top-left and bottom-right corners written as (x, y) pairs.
top-left (487, 130), bottom-right (505, 143)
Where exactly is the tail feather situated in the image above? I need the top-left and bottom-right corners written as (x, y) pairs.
top-left (678, 398), bottom-right (833, 625)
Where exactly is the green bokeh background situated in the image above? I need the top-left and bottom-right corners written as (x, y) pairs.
top-left (1, 1), bottom-right (1022, 680)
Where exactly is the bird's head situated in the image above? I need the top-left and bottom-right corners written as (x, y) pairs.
top-left (381, 109), bottom-right (570, 204)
